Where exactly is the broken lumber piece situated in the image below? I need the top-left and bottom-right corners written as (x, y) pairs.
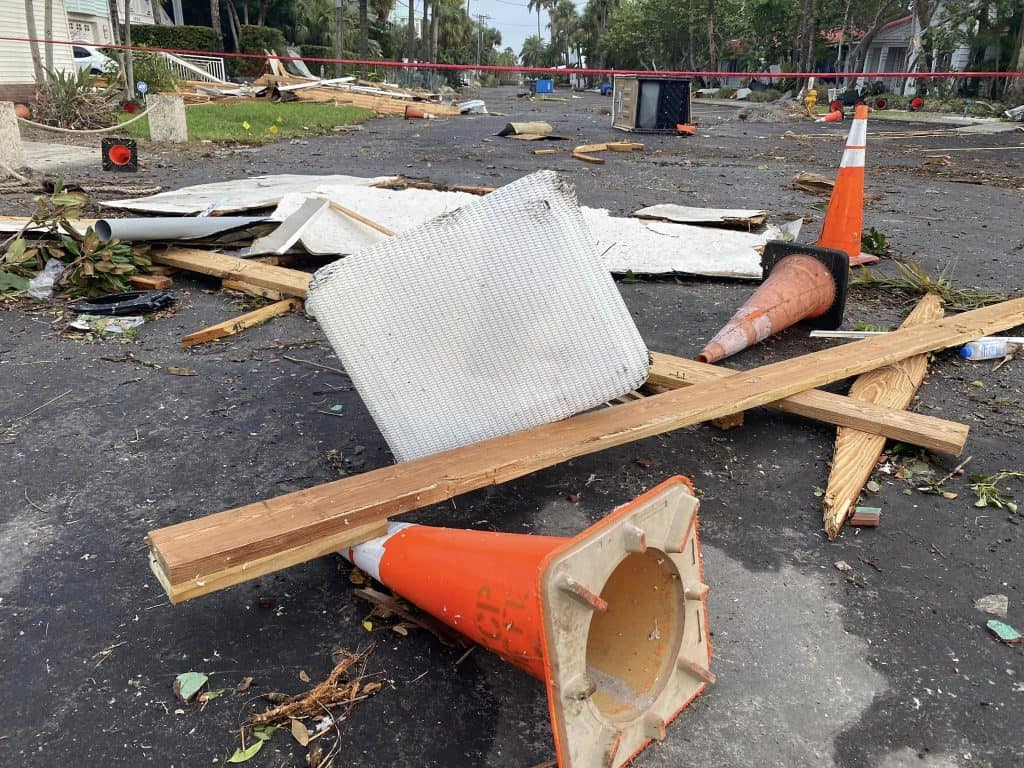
top-left (822, 293), bottom-right (944, 539)
top-left (146, 295), bottom-right (1024, 602)
top-left (181, 298), bottom-right (303, 349)
top-left (572, 141), bottom-right (644, 164)
top-left (152, 247), bottom-right (311, 297)
top-left (325, 200), bottom-right (396, 237)
top-left (646, 352), bottom-right (967, 455)
top-left (222, 279), bottom-right (285, 301)
top-left (130, 274), bottom-right (173, 290)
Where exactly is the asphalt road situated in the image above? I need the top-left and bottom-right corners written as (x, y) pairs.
top-left (1, 87), bottom-right (1023, 768)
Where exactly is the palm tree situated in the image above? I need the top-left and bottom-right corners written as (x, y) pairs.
top-left (406, 0), bottom-right (416, 60)
top-left (358, 0), bottom-right (369, 75)
top-left (519, 34), bottom-right (547, 67)
top-left (546, 0), bottom-right (579, 67)
top-left (526, 0), bottom-right (551, 40)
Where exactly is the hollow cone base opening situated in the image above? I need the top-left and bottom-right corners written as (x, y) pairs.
top-left (586, 550), bottom-right (684, 722)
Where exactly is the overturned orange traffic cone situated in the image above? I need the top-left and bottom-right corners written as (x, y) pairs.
top-left (696, 105), bottom-right (870, 364)
top-left (342, 477), bottom-right (713, 768)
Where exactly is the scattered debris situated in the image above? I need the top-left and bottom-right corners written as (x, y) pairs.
top-left (986, 619), bottom-right (1022, 646)
top-left (850, 507), bottom-right (881, 527)
top-left (572, 141), bottom-right (643, 164)
top-left (497, 122), bottom-right (562, 140)
top-left (248, 646), bottom-right (378, 726)
top-left (974, 594), bottom-right (1009, 618)
top-left (181, 298), bottom-right (303, 349)
top-left (970, 471), bottom-right (1023, 513)
top-left (173, 671), bottom-right (209, 704)
top-left (634, 204), bottom-right (767, 228)
top-left (68, 314), bottom-right (144, 336)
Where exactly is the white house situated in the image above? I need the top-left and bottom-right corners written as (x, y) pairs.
top-left (0, 0), bottom-right (76, 102)
top-left (860, 10), bottom-right (971, 95)
top-left (65, 0), bottom-right (164, 45)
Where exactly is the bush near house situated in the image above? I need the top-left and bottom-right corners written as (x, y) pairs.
top-left (131, 24), bottom-right (221, 53)
top-left (298, 45), bottom-right (334, 77)
top-left (230, 25), bottom-right (289, 78)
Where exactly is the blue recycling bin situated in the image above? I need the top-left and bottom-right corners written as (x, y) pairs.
top-left (535, 78), bottom-right (554, 94)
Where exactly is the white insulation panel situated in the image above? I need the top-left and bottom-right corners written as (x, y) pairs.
top-left (306, 170), bottom-right (650, 462)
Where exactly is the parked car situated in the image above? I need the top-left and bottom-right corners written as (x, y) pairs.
top-left (72, 43), bottom-right (115, 74)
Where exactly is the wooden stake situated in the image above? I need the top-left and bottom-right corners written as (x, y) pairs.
top-left (325, 200), bottom-right (396, 237)
top-left (153, 247), bottom-right (311, 297)
top-left (822, 293), bottom-right (944, 539)
top-left (181, 298), bottom-right (303, 349)
top-left (147, 295), bottom-right (1024, 602)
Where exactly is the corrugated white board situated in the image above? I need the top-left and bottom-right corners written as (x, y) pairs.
top-left (305, 170), bottom-right (649, 462)
top-left (101, 174), bottom-right (397, 214)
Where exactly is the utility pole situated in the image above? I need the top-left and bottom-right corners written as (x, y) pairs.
top-left (475, 14), bottom-right (489, 68)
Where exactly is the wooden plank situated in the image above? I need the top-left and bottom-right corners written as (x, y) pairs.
top-left (181, 298), bottom-right (303, 349)
top-left (147, 296), bottom-right (1024, 602)
top-left (822, 294), bottom-right (943, 539)
top-left (222, 279), bottom-right (286, 301)
top-left (130, 274), bottom-right (173, 290)
top-left (152, 247), bottom-right (311, 297)
top-left (646, 352), bottom-right (967, 455)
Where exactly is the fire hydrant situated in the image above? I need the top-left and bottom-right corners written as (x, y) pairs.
top-left (803, 88), bottom-right (818, 112)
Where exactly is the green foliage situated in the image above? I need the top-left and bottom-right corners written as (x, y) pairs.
top-left (971, 471), bottom-right (1023, 513)
top-left (0, 183), bottom-right (151, 298)
top-left (746, 89), bottom-right (783, 101)
top-left (232, 24), bottom-right (290, 78)
top-left (860, 226), bottom-right (890, 256)
top-left (120, 101), bottom-right (372, 143)
top-left (131, 49), bottom-right (179, 93)
top-left (35, 68), bottom-right (120, 129)
top-left (850, 260), bottom-right (1006, 312)
top-left (131, 24), bottom-right (221, 52)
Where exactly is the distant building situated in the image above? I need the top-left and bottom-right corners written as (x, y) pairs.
top-left (0, 0), bottom-right (76, 102)
top-left (65, 0), bottom-right (166, 45)
top-left (859, 12), bottom-right (970, 94)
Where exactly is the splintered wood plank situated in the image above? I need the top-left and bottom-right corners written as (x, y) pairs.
top-left (823, 294), bottom-right (944, 539)
top-left (130, 274), bottom-right (173, 290)
top-left (222, 279), bottom-right (286, 301)
top-left (181, 298), bottom-right (303, 349)
top-left (152, 247), bottom-right (311, 297)
top-left (646, 352), bottom-right (967, 455)
top-left (147, 296), bottom-right (1024, 602)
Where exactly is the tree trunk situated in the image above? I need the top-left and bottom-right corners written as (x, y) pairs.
top-left (106, 0), bottom-right (126, 90)
top-left (406, 0), bottom-right (415, 60)
top-left (243, 1), bottom-right (249, 25)
top-left (705, 0), bottom-right (717, 74)
top-left (43, 0), bottom-right (53, 75)
top-left (225, 0), bottom-right (241, 51)
top-left (210, 0), bottom-right (224, 47)
top-left (1007, 19), bottom-right (1024, 102)
top-left (258, 0), bottom-right (271, 26)
top-left (335, 0), bottom-right (346, 76)
top-left (23, 0), bottom-right (45, 85)
top-left (423, 0), bottom-right (432, 61)
top-left (430, 0), bottom-right (438, 63)
top-left (358, 0), bottom-right (368, 77)
top-left (686, 0), bottom-right (695, 71)
top-left (123, 4), bottom-right (135, 100)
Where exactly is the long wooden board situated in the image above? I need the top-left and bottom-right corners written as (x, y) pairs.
top-left (822, 294), bottom-right (943, 539)
top-left (647, 352), bottom-right (966, 455)
top-left (152, 247), bottom-right (311, 297)
top-left (181, 298), bottom-right (303, 348)
top-left (148, 295), bottom-right (1024, 602)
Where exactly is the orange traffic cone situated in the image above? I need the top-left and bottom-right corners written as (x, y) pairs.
top-left (696, 105), bottom-right (870, 364)
top-left (342, 477), bottom-right (713, 768)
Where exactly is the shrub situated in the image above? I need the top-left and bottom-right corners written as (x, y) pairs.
top-left (231, 25), bottom-right (290, 78)
top-left (131, 49), bottom-right (179, 93)
top-left (747, 89), bottom-right (782, 102)
top-left (131, 24), bottom-right (220, 53)
top-left (35, 68), bottom-right (119, 129)
top-left (299, 44), bottom-right (333, 77)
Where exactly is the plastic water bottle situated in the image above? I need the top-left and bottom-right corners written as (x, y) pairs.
top-left (960, 339), bottom-right (1021, 361)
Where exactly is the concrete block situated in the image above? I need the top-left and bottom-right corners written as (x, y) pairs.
top-left (0, 102), bottom-right (25, 171)
top-left (145, 95), bottom-right (188, 143)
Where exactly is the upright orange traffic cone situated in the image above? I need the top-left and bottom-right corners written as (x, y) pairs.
top-left (696, 105), bottom-right (870, 364)
top-left (342, 477), bottom-right (713, 768)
